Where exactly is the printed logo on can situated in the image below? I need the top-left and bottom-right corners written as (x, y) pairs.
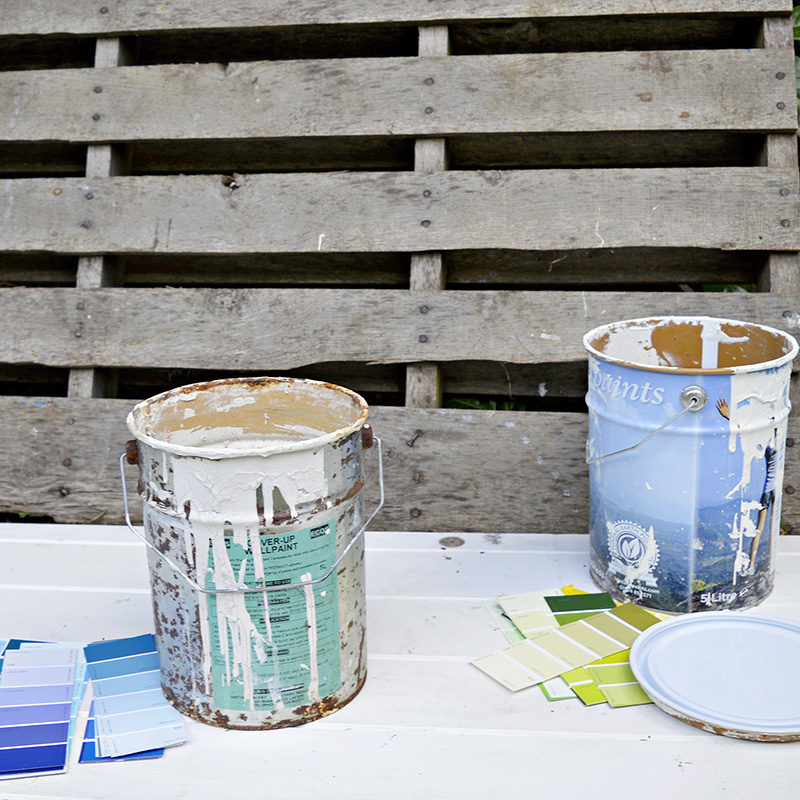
top-left (608, 521), bottom-right (660, 594)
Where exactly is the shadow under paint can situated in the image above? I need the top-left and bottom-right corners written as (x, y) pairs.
top-left (584, 317), bottom-right (798, 614)
top-left (124, 377), bottom-right (382, 728)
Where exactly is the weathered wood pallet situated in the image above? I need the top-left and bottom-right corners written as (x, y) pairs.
top-left (0, 1), bottom-right (798, 532)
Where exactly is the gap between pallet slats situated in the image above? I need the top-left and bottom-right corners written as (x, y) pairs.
top-left (0, 249), bottom-right (763, 290)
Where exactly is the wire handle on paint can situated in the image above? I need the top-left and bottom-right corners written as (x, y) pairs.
top-left (119, 436), bottom-right (385, 595)
top-left (586, 385), bottom-right (708, 465)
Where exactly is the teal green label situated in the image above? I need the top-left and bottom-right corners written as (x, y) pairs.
top-left (206, 521), bottom-right (340, 711)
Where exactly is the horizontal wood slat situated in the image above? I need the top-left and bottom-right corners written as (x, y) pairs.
top-left (3, 50), bottom-right (794, 142)
top-left (2, 169), bottom-right (798, 254)
top-left (2, 397), bottom-right (798, 532)
top-left (1, 288), bottom-right (797, 370)
top-left (1, 2), bottom-right (790, 37)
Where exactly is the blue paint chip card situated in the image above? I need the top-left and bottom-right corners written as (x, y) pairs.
top-left (0, 646), bottom-right (79, 780)
top-left (79, 702), bottom-right (164, 764)
top-left (83, 634), bottom-right (188, 758)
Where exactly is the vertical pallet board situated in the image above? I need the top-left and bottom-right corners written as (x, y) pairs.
top-left (407, 25), bottom-right (449, 410)
top-left (67, 36), bottom-right (132, 400)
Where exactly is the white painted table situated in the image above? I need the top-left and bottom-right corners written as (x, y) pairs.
top-left (1, 524), bottom-right (799, 799)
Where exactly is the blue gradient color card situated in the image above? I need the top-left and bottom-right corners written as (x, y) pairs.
top-left (0, 645), bottom-right (79, 779)
top-left (80, 700), bottom-right (164, 763)
top-left (83, 634), bottom-right (188, 758)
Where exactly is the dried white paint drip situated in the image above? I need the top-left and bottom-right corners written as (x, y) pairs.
top-left (599, 325), bottom-right (663, 367)
top-left (724, 366), bottom-right (790, 581)
top-left (730, 500), bottom-right (763, 581)
top-left (725, 368), bottom-right (788, 497)
top-left (248, 526), bottom-right (284, 709)
top-left (699, 319), bottom-right (748, 370)
top-left (301, 571), bottom-right (321, 703)
top-left (170, 446), bottom-right (327, 710)
top-left (226, 396), bottom-right (256, 409)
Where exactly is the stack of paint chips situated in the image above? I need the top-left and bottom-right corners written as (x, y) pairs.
top-left (474, 589), bottom-right (660, 707)
top-left (0, 641), bottom-right (84, 779)
top-left (82, 634), bottom-right (188, 760)
top-left (0, 633), bottom-right (188, 781)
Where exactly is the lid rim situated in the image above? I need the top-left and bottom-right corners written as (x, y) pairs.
top-left (631, 612), bottom-right (800, 737)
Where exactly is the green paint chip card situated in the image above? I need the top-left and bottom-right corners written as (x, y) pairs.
top-left (545, 593), bottom-right (615, 614)
top-left (545, 593), bottom-right (616, 626)
top-left (540, 676), bottom-right (577, 702)
top-left (562, 667), bottom-right (607, 706)
top-left (600, 683), bottom-right (653, 708)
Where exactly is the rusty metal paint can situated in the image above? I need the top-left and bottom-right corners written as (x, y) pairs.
top-left (125, 377), bottom-right (375, 729)
top-left (584, 317), bottom-right (798, 614)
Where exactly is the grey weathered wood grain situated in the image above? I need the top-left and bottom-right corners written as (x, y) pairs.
top-left (3, 50), bottom-right (795, 143)
top-left (3, 169), bottom-right (798, 254)
top-left (0, 398), bottom-right (587, 530)
top-left (1, 2), bottom-right (790, 36)
top-left (0, 287), bottom-right (797, 371)
top-left (1, 397), bottom-right (798, 532)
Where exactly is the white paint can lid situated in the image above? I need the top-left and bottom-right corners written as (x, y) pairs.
top-left (630, 612), bottom-right (800, 741)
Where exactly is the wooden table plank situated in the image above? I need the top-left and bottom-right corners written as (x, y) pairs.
top-left (1, 525), bottom-right (799, 799)
top-left (2, 169), bottom-right (798, 254)
top-left (3, 49), bottom-right (794, 142)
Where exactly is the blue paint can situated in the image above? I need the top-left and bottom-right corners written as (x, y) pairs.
top-left (584, 317), bottom-right (798, 613)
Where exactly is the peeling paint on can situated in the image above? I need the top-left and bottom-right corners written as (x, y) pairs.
top-left (584, 317), bottom-right (798, 614)
top-left (126, 377), bottom-right (370, 728)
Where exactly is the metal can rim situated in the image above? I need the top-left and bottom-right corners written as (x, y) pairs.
top-left (126, 375), bottom-right (369, 460)
top-left (583, 315), bottom-right (799, 375)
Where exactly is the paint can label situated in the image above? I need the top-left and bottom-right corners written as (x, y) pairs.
top-left (588, 357), bottom-right (790, 612)
top-left (205, 521), bottom-right (341, 711)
